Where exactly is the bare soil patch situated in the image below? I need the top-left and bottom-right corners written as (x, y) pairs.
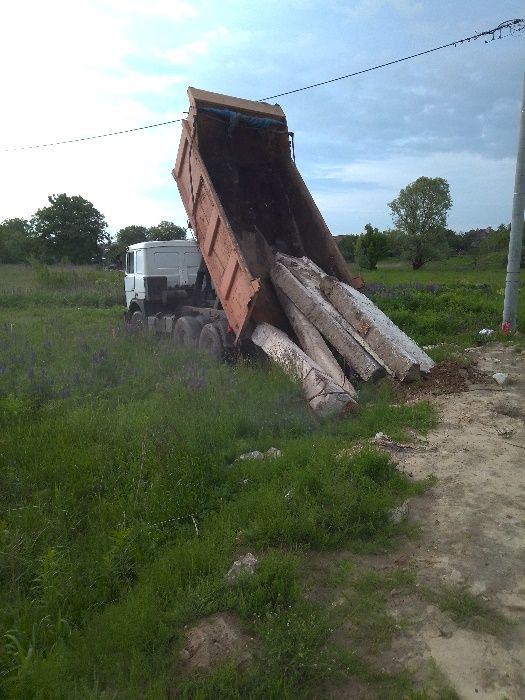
top-left (369, 343), bottom-right (525, 699)
top-left (178, 612), bottom-right (255, 673)
top-left (393, 355), bottom-right (491, 401)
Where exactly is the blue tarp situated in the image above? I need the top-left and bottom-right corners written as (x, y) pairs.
top-left (201, 107), bottom-right (286, 133)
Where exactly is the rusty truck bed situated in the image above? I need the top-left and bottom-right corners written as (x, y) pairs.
top-left (173, 87), bottom-right (353, 341)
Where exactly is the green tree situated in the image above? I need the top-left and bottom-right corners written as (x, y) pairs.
top-left (102, 241), bottom-right (125, 268)
top-left (31, 194), bottom-right (108, 264)
top-left (148, 221), bottom-right (186, 241)
top-left (459, 228), bottom-right (491, 255)
top-left (475, 224), bottom-right (525, 268)
top-left (355, 223), bottom-right (386, 270)
top-left (443, 228), bottom-right (463, 255)
top-left (336, 234), bottom-right (359, 262)
top-left (107, 226), bottom-right (149, 267)
top-left (116, 225), bottom-right (149, 249)
top-left (388, 176), bottom-right (452, 269)
top-left (382, 228), bottom-right (404, 258)
top-left (0, 218), bottom-right (35, 263)
top-left (478, 224), bottom-right (510, 254)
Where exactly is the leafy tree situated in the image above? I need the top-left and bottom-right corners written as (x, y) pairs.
top-left (475, 224), bottom-right (525, 268)
top-left (442, 228), bottom-right (463, 255)
top-left (104, 226), bottom-right (148, 268)
top-left (388, 176), bottom-right (452, 269)
top-left (31, 194), bottom-right (108, 264)
top-left (116, 225), bottom-right (149, 249)
top-left (336, 234), bottom-right (359, 262)
top-left (148, 221), bottom-right (186, 241)
top-left (479, 224), bottom-right (510, 254)
top-left (458, 227), bottom-right (491, 255)
top-left (0, 218), bottom-right (36, 263)
top-left (382, 228), bottom-right (404, 258)
top-left (355, 223), bottom-right (387, 270)
top-left (108, 222), bottom-right (187, 267)
top-left (102, 241), bottom-right (124, 268)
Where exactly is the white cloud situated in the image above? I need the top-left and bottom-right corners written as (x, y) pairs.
top-left (0, 0), bottom-right (520, 240)
top-left (165, 39), bottom-right (213, 66)
top-left (0, 0), bottom-right (190, 232)
top-left (1, 1), bottom-right (135, 141)
top-left (164, 26), bottom-right (232, 66)
top-left (104, 0), bottom-right (198, 20)
top-left (1, 124), bottom-right (188, 234)
top-left (310, 151), bottom-right (514, 232)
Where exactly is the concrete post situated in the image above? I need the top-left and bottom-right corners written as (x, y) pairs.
top-left (503, 72), bottom-right (525, 330)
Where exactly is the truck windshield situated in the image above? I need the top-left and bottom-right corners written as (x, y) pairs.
top-left (126, 252), bottom-right (134, 273)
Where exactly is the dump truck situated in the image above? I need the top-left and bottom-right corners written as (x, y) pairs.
top-left (125, 87), bottom-right (433, 413)
top-left (125, 86), bottom-right (356, 358)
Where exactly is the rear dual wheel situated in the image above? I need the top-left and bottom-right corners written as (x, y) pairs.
top-left (198, 323), bottom-right (223, 361)
top-left (172, 316), bottom-right (203, 349)
top-left (129, 310), bottom-right (145, 333)
top-left (172, 315), bottom-right (225, 361)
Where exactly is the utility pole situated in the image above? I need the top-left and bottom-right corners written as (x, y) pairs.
top-left (503, 71), bottom-right (525, 330)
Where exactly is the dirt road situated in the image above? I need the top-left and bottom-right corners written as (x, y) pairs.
top-left (385, 343), bottom-right (525, 699)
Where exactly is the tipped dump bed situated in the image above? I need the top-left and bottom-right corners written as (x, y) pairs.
top-left (173, 87), bottom-right (352, 341)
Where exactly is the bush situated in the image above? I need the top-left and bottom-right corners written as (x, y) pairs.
top-left (355, 225), bottom-right (387, 270)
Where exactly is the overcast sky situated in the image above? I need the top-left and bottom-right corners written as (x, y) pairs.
top-left (1, 0), bottom-right (523, 236)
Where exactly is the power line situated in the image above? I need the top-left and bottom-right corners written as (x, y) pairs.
top-left (2, 118), bottom-right (183, 153)
top-left (2, 18), bottom-right (523, 153)
top-left (259, 18), bottom-right (525, 101)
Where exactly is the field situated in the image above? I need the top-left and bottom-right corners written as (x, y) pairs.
top-left (360, 257), bottom-right (525, 353)
top-left (0, 261), bottom-right (522, 699)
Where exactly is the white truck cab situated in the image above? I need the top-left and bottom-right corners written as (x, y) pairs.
top-left (124, 239), bottom-right (229, 355)
top-left (125, 240), bottom-right (202, 310)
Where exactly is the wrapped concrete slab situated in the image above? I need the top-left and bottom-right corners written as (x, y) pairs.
top-left (274, 254), bottom-right (401, 375)
top-left (275, 253), bottom-right (325, 289)
top-left (251, 323), bottom-right (358, 417)
top-left (275, 288), bottom-right (357, 398)
top-left (320, 277), bottom-right (434, 376)
top-left (275, 253), bottom-right (433, 379)
top-left (271, 261), bottom-right (385, 382)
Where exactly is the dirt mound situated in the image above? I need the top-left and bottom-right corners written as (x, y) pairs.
top-left (395, 358), bottom-right (490, 400)
top-left (178, 612), bottom-right (255, 673)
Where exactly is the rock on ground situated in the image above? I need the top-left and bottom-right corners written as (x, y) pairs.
top-left (238, 447), bottom-right (282, 461)
top-left (388, 499), bottom-right (409, 524)
top-left (492, 371), bottom-right (510, 386)
top-left (225, 553), bottom-right (258, 582)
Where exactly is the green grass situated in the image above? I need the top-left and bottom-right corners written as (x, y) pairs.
top-left (358, 255), bottom-right (510, 286)
top-left (350, 257), bottom-right (525, 352)
top-left (1, 258), bottom-right (515, 698)
top-left (0, 265), bottom-right (441, 699)
top-left (0, 263), bottom-right (123, 308)
top-left (332, 562), bottom-right (418, 654)
top-left (424, 586), bottom-right (513, 637)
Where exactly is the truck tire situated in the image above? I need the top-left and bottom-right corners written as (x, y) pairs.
top-left (129, 310), bottom-right (145, 332)
top-left (173, 316), bottom-right (203, 348)
top-left (198, 323), bottom-right (224, 361)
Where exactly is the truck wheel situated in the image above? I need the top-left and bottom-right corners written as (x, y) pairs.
top-left (173, 316), bottom-right (203, 348)
top-left (198, 323), bottom-right (224, 361)
top-left (129, 310), bottom-right (145, 332)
